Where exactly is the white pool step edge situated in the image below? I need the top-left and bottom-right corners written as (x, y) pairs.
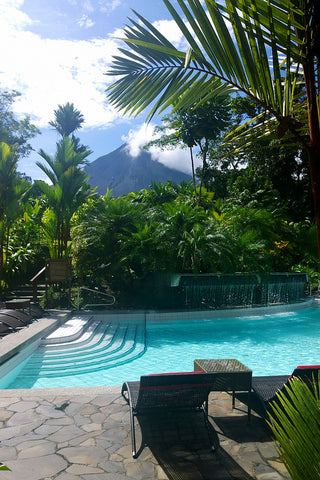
top-left (19, 322), bottom-right (146, 376)
top-left (34, 324), bottom-right (133, 364)
top-left (41, 316), bottom-right (92, 345)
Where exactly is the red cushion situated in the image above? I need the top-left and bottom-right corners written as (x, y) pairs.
top-left (297, 365), bottom-right (320, 369)
top-left (290, 365), bottom-right (320, 380)
top-left (149, 371), bottom-right (204, 375)
top-left (140, 371), bottom-right (212, 391)
top-left (140, 383), bottom-right (210, 391)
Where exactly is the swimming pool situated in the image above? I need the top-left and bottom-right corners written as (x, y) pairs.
top-left (2, 304), bottom-right (320, 389)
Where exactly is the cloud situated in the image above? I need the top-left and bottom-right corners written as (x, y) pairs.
top-left (122, 123), bottom-right (200, 174)
top-left (1, 35), bottom-right (119, 128)
top-left (0, 2), bottom-right (121, 129)
top-left (78, 14), bottom-right (95, 28)
top-left (153, 19), bottom-right (188, 49)
top-left (99, 0), bottom-right (121, 13)
top-left (150, 147), bottom-right (197, 174)
top-left (83, 0), bottom-right (94, 12)
top-left (122, 123), bottom-right (155, 157)
top-left (0, 0), bottom-right (32, 31)
top-left (0, 0), bottom-right (189, 136)
top-left (78, 0), bottom-right (122, 17)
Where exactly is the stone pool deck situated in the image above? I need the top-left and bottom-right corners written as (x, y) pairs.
top-left (0, 386), bottom-right (291, 480)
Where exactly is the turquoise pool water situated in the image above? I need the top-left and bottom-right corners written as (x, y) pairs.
top-left (4, 306), bottom-right (320, 388)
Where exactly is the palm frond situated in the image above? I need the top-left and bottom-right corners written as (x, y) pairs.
top-left (268, 376), bottom-right (320, 480)
top-left (107, 0), bottom-right (305, 127)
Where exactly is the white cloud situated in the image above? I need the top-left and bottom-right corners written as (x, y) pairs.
top-left (0, 1), bottom-right (190, 141)
top-left (66, 0), bottom-right (121, 15)
top-left (153, 19), bottom-right (187, 49)
top-left (78, 14), bottom-right (95, 28)
top-left (99, 0), bottom-right (121, 13)
top-left (83, 0), bottom-right (94, 12)
top-left (0, 0), bottom-right (33, 31)
top-left (0, 2), bottom-right (121, 129)
top-left (122, 123), bottom-right (155, 157)
top-left (150, 147), bottom-right (197, 174)
top-left (122, 123), bottom-right (200, 174)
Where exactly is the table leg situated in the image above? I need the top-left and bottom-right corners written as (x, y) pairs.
top-left (247, 390), bottom-right (251, 423)
top-left (204, 394), bottom-right (209, 415)
top-left (232, 389), bottom-right (251, 422)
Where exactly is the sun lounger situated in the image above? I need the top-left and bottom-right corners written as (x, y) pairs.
top-left (0, 322), bottom-right (14, 337)
top-left (0, 309), bottom-right (33, 324)
top-left (250, 365), bottom-right (320, 417)
top-left (121, 371), bottom-right (217, 458)
top-left (0, 314), bottom-right (26, 331)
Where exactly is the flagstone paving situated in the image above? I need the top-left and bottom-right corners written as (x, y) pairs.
top-left (0, 386), bottom-right (291, 480)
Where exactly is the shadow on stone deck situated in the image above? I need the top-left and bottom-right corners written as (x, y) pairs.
top-left (0, 386), bottom-right (290, 480)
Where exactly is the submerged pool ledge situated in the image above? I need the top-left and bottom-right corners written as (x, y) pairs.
top-left (0, 384), bottom-right (121, 397)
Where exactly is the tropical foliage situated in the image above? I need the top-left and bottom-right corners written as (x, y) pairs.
top-left (69, 179), bottom-right (317, 307)
top-left (268, 376), bottom-right (320, 480)
top-left (0, 89), bottom-right (40, 158)
top-left (49, 102), bottom-right (89, 154)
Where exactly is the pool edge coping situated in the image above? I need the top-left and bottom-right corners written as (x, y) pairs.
top-left (0, 384), bottom-right (121, 396)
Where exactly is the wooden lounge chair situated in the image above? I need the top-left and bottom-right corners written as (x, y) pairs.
top-left (121, 371), bottom-right (217, 458)
top-left (250, 365), bottom-right (320, 418)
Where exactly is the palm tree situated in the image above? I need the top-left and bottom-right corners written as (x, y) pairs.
top-left (36, 137), bottom-right (92, 257)
top-left (106, 0), bottom-right (320, 256)
top-left (49, 102), bottom-right (84, 138)
top-left (155, 202), bottom-right (207, 271)
top-left (177, 222), bottom-right (234, 273)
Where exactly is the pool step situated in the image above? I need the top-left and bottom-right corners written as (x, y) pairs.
top-left (39, 320), bottom-right (115, 354)
top-left (30, 323), bottom-right (130, 367)
top-left (41, 315), bottom-right (93, 345)
top-left (16, 319), bottom-right (146, 377)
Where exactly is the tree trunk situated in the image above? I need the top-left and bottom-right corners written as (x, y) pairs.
top-left (189, 147), bottom-right (198, 203)
top-left (303, 65), bottom-right (320, 258)
top-left (307, 148), bottom-right (320, 259)
top-left (198, 141), bottom-right (209, 203)
top-left (64, 225), bottom-right (70, 253)
top-left (300, 0), bottom-right (320, 258)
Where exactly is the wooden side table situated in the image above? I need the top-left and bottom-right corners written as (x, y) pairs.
top-left (194, 358), bottom-right (252, 420)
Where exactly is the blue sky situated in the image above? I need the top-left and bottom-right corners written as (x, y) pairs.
top-left (1, 0), bottom-right (194, 180)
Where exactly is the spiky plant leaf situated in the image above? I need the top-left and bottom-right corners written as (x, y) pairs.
top-left (268, 376), bottom-right (320, 480)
